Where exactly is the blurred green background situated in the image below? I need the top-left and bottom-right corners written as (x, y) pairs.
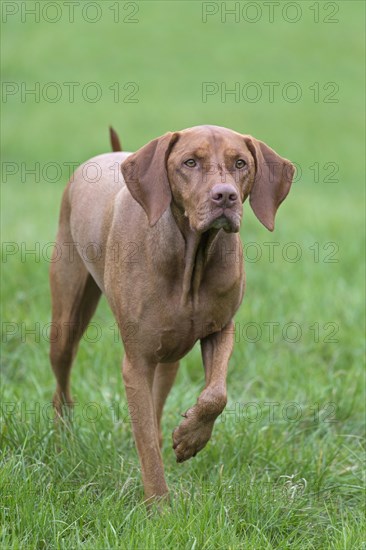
top-left (1, 1), bottom-right (365, 547)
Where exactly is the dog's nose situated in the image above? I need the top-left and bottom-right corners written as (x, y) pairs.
top-left (210, 184), bottom-right (238, 208)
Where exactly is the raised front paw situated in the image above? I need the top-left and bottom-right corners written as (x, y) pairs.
top-left (172, 406), bottom-right (215, 463)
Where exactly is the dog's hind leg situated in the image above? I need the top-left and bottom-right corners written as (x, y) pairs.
top-left (50, 187), bottom-right (101, 416)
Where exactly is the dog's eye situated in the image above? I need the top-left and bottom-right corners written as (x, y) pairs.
top-left (235, 159), bottom-right (246, 169)
top-left (184, 159), bottom-right (197, 168)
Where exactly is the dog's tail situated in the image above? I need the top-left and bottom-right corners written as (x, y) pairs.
top-left (109, 126), bottom-right (122, 152)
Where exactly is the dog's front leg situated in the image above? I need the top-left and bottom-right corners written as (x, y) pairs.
top-left (122, 356), bottom-right (169, 502)
top-left (172, 321), bottom-right (234, 462)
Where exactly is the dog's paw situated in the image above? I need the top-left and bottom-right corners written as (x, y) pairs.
top-left (172, 407), bottom-right (214, 463)
top-left (52, 393), bottom-right (74, 423)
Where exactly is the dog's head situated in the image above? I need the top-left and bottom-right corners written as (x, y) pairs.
top-left (121, 125), bottom-right (295, 232)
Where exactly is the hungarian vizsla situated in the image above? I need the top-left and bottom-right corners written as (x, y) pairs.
top-left (50, 125), bottom-right (294, 502)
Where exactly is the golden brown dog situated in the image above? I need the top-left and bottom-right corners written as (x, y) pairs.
top-left (50, 125), bottom-right (294, 502)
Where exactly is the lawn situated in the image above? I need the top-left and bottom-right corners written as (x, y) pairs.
top-left (1, 1), bottom-right (365, 548)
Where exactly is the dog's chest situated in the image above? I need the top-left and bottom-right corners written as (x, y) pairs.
top-left (154, 289), bottom-right (240, 363)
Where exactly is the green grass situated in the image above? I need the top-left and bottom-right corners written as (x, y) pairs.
top-left (1, 1), bottom-right (365, 548)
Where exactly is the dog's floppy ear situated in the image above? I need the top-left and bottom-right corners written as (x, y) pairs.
top-left (121, 132), bottom-right (179, 226)
top-left (244, 136), bottom-right (295, 231)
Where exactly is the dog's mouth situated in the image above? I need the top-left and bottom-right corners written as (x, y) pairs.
top-left (206, 210), bottom-right (241, 233)
top-left (187, 204), bottom-right (242, 234)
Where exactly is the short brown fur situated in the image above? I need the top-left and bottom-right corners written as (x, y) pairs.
top-left (50, 125), bottom-right (294, 502)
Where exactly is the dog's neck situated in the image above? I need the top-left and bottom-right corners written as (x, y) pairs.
top-left (170, 202), bottom-right (220, 306)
